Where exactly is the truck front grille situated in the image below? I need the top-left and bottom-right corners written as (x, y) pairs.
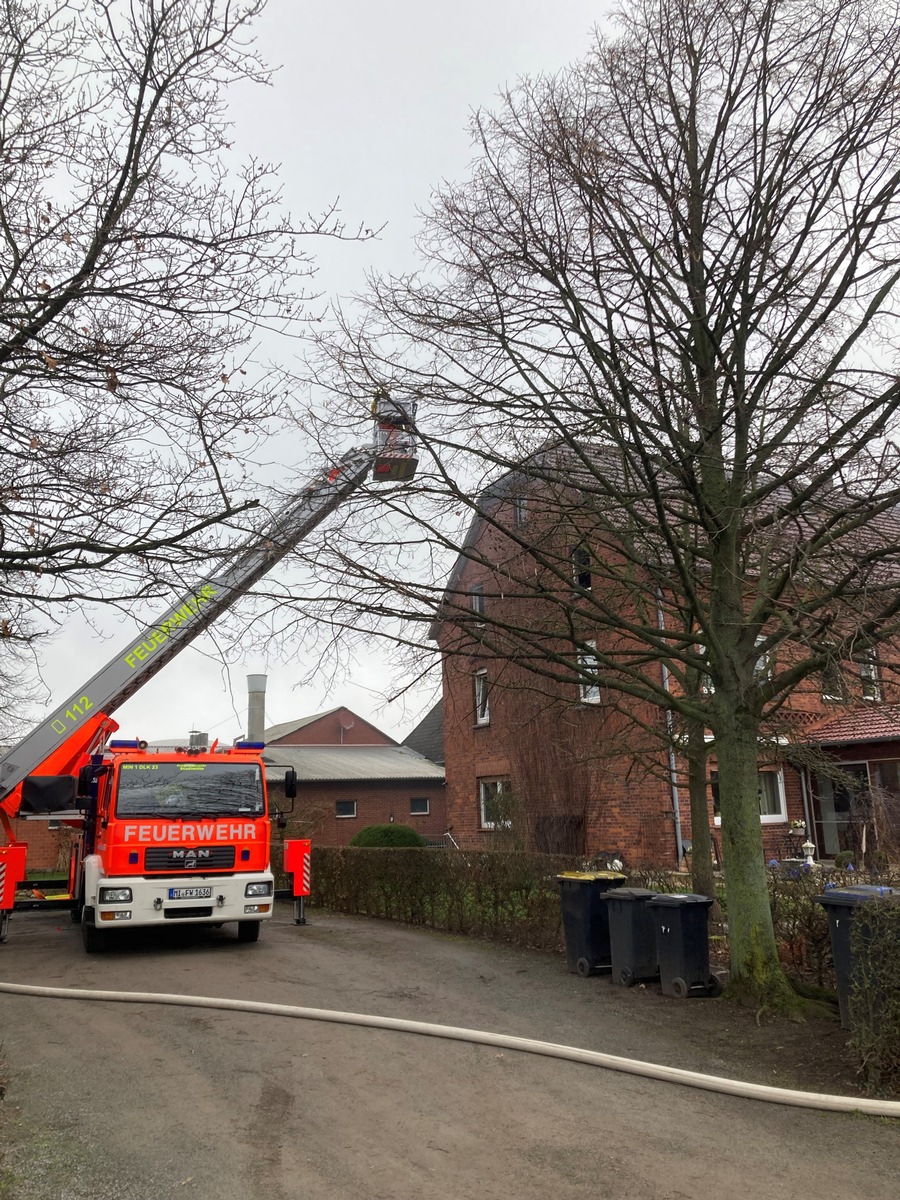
top-left (144, 846), bottom-right (236, 871)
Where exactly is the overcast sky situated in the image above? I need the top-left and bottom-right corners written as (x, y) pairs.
top-left (37, 0), bottom-right (608, 747)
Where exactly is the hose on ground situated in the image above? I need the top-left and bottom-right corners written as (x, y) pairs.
top-left (1, 979), bottom-right (898, 1118)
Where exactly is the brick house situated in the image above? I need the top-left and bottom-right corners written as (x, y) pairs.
top-left (433, 476), bottom-right (900, 868)
top-left (261, 707), bottom-right (446, 846)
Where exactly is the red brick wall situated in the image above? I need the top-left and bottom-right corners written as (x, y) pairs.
top-left (8, 818), bottom-right (68, 872)
top-left (270, 779), bottom-right (447, 847)
top-left (269, 708), bottom-right (396, 747)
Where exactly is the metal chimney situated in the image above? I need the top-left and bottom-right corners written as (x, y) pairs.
top-left (246, 673), bottom-right (268, 744)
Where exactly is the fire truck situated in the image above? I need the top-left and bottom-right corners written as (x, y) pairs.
top-left (0, 396), bottom-right (417, 951)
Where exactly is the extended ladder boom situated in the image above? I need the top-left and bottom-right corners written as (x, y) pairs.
top-left (0, 399), bottom-right (417, 810)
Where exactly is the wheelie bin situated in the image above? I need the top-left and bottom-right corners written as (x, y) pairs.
top-left (646, 893), bottom-right (719, 998)
top-left (601, 887), bottom-right (660, 986)
top-left (815, 885), bottom-right (894, 1029)
top-left (557, 871), bottom-right (626, 976)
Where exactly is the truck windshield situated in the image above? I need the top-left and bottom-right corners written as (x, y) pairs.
top-left (114, 761), bottom-right (265, 817)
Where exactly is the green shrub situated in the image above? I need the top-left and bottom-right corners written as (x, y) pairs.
top-left (849, 897), bottom-right (900, 1095)
top-left (349, 823), bottom-right (427, 848)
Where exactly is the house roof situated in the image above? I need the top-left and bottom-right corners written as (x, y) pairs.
top-left (262, 744), bottom-right (446, 782)
top-left (262, 709), bottom-right (343, 743)
top-left (804, 705), bottom-right (900, 745)
top-left (402, 700), bottom-right (444, 765)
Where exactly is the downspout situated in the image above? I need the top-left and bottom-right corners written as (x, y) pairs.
top-left (656, 588), bottom-right (685, 867)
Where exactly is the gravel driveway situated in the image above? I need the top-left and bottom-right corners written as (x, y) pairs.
top-left (0, 904), bottom-right (897, 1200)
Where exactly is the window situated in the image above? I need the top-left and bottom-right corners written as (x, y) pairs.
top-left (479, 777), bottom-right (512, 829)
top-left (335, 799), bottom-right (357, 819)
top-left (697, 644), bottom-right (714, 694)
top-left (474, 669), bottom-right (490, 725)
top-left (512, 496), bottom-right (528, 526)
top-left (410, 797), bottom-right (430, 816)
top-left (856, 648), bottom-right (881, 702)
top-left (821, 649), bottom-right (846, 702)
top-left (754, 636), bottom-right (772, 682)
top-left (571, 544), bottom-right (592, 590)
top-left (710, 769), bottom-right (786, 824)
top-left (578, 641), bottom-right (601, 703)
top-left (470, 584), bottom-right (485, 619)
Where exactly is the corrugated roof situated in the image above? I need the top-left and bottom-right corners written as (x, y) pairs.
top-left (262, 744), bottom-right (445, 782)
top-left (805, 705), bottom-right (900, 745)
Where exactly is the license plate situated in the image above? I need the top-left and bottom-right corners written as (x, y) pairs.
top-left (168, 887), bottom-right (212, 900)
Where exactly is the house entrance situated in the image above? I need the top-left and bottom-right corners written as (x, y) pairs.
top-left (811, 762), bottom-right (869, 858)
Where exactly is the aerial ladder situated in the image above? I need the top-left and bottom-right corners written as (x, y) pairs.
top-left (0, 396), bottom-right (417, 946)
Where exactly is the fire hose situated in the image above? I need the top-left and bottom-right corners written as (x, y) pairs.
top-left (1, 979), bottom-right (899, 1118)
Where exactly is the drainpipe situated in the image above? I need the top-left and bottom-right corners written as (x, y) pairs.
top-left (656, 588), bottom-right (685, 866)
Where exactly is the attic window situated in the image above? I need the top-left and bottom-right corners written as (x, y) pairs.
top-left (512, 496), bottom-right (528, 526)
top-left (470, 584), bottom-right (485, 618)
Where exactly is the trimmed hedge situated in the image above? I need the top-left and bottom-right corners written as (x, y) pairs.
top-left (310, 846), bottom-right (581, 950)
top-left (849, 897), bottom-right (900, 1095)
top-left (349, 823), bottom-right (426, 848)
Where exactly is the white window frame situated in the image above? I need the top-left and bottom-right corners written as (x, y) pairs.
top-left (470, 584), bottom-right (485, 620)
top-left (856, 648), bottom-right (881, 702)
top-left (711, 769), bottom-right (787, 825)
top-left (479, 777), bottom-right (512, 829)
top-left (821, 648), bottom-right (846, 703)
top-left (474, 669), bottom-right (490, 725)
top-left (335, 799), bottom-right (357, 819)
top-left (409, 797), bottom-right (430, 816)
top-left (578, 641), bottom-right (601, 704)
top-left (754, 635), bottom-right (772, 682)
top-left (512, 496), bottom-right (528, 526)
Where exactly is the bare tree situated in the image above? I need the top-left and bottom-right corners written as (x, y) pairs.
top-left (0, 0), bottom-right (365, 702)
top-left (295, 0), bottom-right (900, 1009)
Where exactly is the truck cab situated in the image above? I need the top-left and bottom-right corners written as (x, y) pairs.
top-left (77, 739), bottom-right (285, 952)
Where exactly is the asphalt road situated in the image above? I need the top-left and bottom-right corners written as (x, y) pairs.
top-left (0, 905), bottom-right (897, 1200)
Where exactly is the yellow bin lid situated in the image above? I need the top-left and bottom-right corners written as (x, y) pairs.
top-left (557, 871), bottom-right (626, 881)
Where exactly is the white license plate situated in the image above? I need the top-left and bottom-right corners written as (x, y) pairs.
top-left (168, 887), bottom-right (212, 900)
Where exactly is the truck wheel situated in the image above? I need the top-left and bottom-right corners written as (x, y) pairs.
top-left (81, 909), bottom-right (107, 954)
top-left (237, 920), bottom-right (261, 943)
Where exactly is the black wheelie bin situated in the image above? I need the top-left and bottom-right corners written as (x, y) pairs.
top-left (815, 884), bottom-right (894, 1029)
top-left (646, 893), bottom-right (720, 998)
top-left (601, 887), bottom-right (660, 986)
top-left (557, 871), bottom-right (626, 976)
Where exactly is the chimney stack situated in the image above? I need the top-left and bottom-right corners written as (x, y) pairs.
top-left (246, 673), bottom-right (268, 743)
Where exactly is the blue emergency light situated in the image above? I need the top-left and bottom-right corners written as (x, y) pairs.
top-left (234, 741), bottom-right (266, 750)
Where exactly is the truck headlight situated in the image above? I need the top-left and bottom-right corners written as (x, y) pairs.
top-left (244, 881), bottom-right (273, 897)
top-left (99, 887), bottom-right (133, 904)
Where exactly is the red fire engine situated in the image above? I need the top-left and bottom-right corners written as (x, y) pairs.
top-left (0, 396), bottom-right (417, 951)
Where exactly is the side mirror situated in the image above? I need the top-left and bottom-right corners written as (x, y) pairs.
top-left (276, 812), bottom-right (287, 831)
top-left (284, 767), bottom-right (298, 800)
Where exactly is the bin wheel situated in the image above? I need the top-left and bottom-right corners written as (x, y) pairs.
top-left (575, 957), bottom-right (592, 977)
top-left (619, 966), bottom-right (635, 987)
top-left (707, 974), bottom-right (723, 998)
top-left (670, 977), bottom-right (689, 999)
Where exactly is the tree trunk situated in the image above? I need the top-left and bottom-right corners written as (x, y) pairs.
top-left (686, 723), bottom-right (717, 903)
top-left (714, 706), bottom-right (795, 1008)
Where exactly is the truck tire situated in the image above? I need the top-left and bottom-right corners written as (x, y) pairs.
top-left (237, 920), bottom-right (261, 943)
top-left (82, 908), bottom-right (107, 954)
